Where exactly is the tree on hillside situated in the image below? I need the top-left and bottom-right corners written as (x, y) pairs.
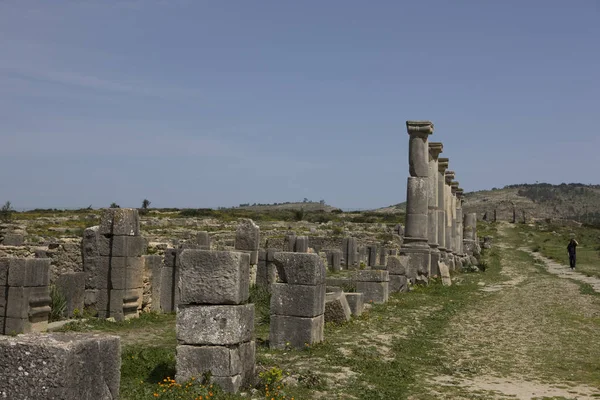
top-left (140, 199), bottom-right (151, 215)
top-left (1, 201), bottom-right (13, 222)
top-left (110, 202), bottom-right (120, 208)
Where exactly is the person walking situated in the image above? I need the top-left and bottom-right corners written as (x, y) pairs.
top-left (567, 237), bottom-right (579, 270)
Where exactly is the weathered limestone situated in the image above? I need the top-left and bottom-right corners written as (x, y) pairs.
top-left (444, 171), bottom-right (456, 271)
top-left (463, 213), bottom-right (478, 256)
top-left (367, 245), bottom-right (378, 267)
top-left (176, 249), bottom-right (255, 393)
top-left (437, 158), bottom-right (449, 266)
top-left (386, 255), bottom-right (409, 293)
top-left (342, 237), bottom-right (359, 269)
top-left (0, 333), bottom-right (121, 399)
top-left (451, 182), bottom-right (460, 261)
top-left (456, 188), bottom-right (465, 256)
top-left (344, 293), bottom-right (364, 316)
top-left (428, 142), bottom-right (443, 277)
top-left (324, 290), bottom-right (352, 323)
top-left (325, 249), bottom-right (342, 272)
top-left (82, 208), bottom-right (144, 321)
top-left (235, 219), bottom-right (260, 281)
top-left (56, 272), bottom-right (85, 318)
top-left (401, 120), bottom-right (433, 283)
top-left (0, 257), bottom-right (51, 335)
top-left (142, 255), bottom-right (163, 312)
top-left (256, 249), bottom-right (277, 289)
top-left (378, 246), bottom-right (387, 266)
top-left (295, 236), bottom-right (309, 253)
top-left (270, 253), bottom-right (325, 349)
top-left (356, 270), bottom-right (389, 304)
top-left (160, 248), bottom-right (180, 313)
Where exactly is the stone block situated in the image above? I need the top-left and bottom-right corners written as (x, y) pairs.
top-left (160, 267), bottom-right (178, 313)
top-left (367, 246), bottom-right (378, 267)
top-left (325, 250), bottom-right (342, 272)
top-left (179, 250), bottom-right (250, 305)
top-left (269, 314), bottom-right (324, 349)
top-left (239, 340), bottom-right (256, 388)
top-left (25, 258), bottom-right (51, 287)
top-left (197, 231), bottom-right (211, 249)
top-left (97, 235), bottom-right (147, 257)
top-left (177, 304), bottom-right (254, 345)
top-left (0, 258), bottom-right (9, 285)
top-left (5, 258), bottom-right (26, 287)
top-left (389, 274), bottom-right (408, 293)
top-left (176, 344), bottom-right (243, 376)
top-left (387, 256), bottom-right (406, 275)
top-left (56, 272), bottom-right (86, 318)
top-left (284, 234), bottom-right (296, 252)
top-left (3, 317), bottom-right (27, 335)
top-left (344, 292), bottom-right (364, 316)
top-left (82, 226), bottom-right (100, 259)
top-left (0, 333), bottom-right (121, 400)
top-left (5, 286), bottom-right (29, 318)
top-left (164, 248), bottom-right (179, 268)
top-left (2, 233), bottom-right (24, 246)
top-left (272, 252), bottom-right (325, 285)
top-left (270, 283), bottom-right (325, 317)
top-left (98, 208), bottom-right (140, 236)
top-left (295, 236), bottom-right (308, 253)
top-left (234, 219), bottom-right (260, 251)
top-left (356, 270), bottom-right (389, 282)
top-left (324, 291), bottom-right (351, 323)
top-left (356, 281), bottom-right (389, 304)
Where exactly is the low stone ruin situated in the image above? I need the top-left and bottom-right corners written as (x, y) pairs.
top-left (0, 257), bottom-right (51, 335)
top-left (270, 253), bottom-right (326, 349)
top-left (176, 249), bottom-right (255, 392)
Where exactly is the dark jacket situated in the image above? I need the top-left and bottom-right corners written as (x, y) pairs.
top-left (567, 239), bottom-right (578, 255)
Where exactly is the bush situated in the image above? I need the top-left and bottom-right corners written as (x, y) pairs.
top-left (49, 285), bottom-right (67, 321)
top-left (249, 285), bottom-right (271, 326)
top-left (0, 201), bottom-right (13, 222)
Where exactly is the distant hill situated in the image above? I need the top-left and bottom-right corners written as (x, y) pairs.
top-left (463, 183), bottom-right (600, 224)
top-left (235, 201), bottom-right (340, 212)
top-left (382, 183), bottom-right (600, 225)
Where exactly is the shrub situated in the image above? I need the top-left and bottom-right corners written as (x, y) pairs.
top-left (0, 201), bottom-right (13, 222)
top-left (249, 285), bottom-right (271, 326)
top-left (49, 285), bottom-right (67, 321)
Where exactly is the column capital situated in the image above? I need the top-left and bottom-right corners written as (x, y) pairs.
top-left (406, 120), bottom-right (434, 137)
top-left (451, 181), bottom-right (459, 194)
top-left (438, 157), bottom-right (449, 172)
top-left (429, 142), bottom-right (443, 160)
top-left (456, 188), bottom-right (464, 199)
top-left (444, 170), bottom-right (455, 184)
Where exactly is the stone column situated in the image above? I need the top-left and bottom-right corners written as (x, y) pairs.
top-left (463, 212), bottom-right (477, 256)
top-left (456, 188), bottom-right (464, 256)
top-left (444, 171), bottom-right (455, 270)
top-left (401, 120), bottom-right (433, 283)
top-left (450, 182), bottom-right (459, 257)
top-left (428, 142), bottom-right (443, 276)
top-left (437, 158), bottom-right (449, 264)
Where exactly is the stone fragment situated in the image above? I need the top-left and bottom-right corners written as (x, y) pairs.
top-left (0, 333), bottom-right (121, 400)
top-left (356, 270), bottom-right (389, 282)
top-left (344, 293), bottom-right (364, 316)
top-left (235, 219), bottom-right (260, 251)
top-left (98, 208), bottom-right (140, 236)
top-left (269, 314), bottom-right (324, 349)
top-left (270, 283), bottom-right (325, 317)
top-left (177, 304), bottom-right (254, 345)
top-left (389, 275), bottom-right (409, 293)
top-left (324, 291), bottom-right (351, 323)
top-left (325, 249), bottom-right (342, 272)
top-left (439, 262), bottom-right (452, 286)
top-left (1, 233), bottom-right (24, 246)
top-left (179, 250), bottom-right (250, 305)
top-left (386, 255), bottom-right (407, 275)
top-left (272, 252), bottom-right (325, 285)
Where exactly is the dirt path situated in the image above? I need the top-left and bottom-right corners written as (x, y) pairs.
top-left (424, 223), bottom-right (600, 399)
top-left (525, 249), bottom-right (600, 293)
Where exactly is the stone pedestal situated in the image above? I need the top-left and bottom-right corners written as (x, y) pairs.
top-left (437, 158), bottom-right (449, 265)
top-left (270, 253), bottom-right (326, 349)
top-left (463, 212), bottom-right (478, 256)
top-left (356, 270), bottom-right (390, 304)
top-left (176, 250), bottom-right (255, 393)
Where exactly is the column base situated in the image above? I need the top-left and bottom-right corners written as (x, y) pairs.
top-left (400, 243), bottom-right (430, 283)
top-left (429, 246), bottom-right (441, 277)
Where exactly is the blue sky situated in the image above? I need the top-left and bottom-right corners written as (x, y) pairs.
top-left (1, 0), bottom-right (598, 210)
